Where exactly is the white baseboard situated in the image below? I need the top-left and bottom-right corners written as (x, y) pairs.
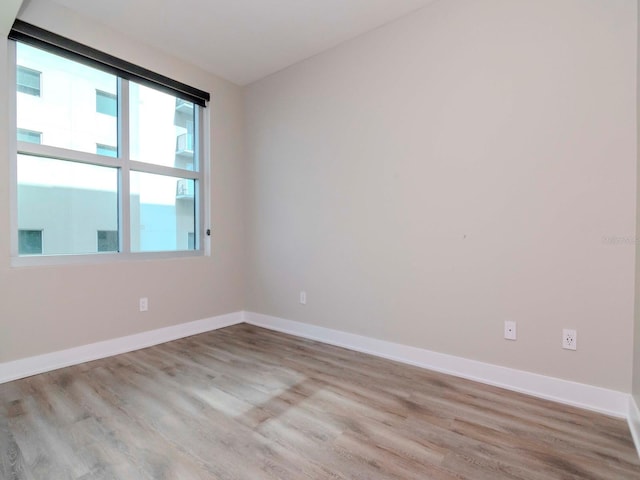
top-left (244, 311), bottom-right (629, 419)
top-left (0, 311), bottom-right (244, 384)
top-left (629, 396), bottom-right (640, 458)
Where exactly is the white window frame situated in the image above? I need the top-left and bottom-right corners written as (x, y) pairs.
top-left (9, 40), bottom-right (211, 267)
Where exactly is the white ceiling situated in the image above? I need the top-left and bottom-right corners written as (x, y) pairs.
top-left (46, 0), bottom-right (435, 85)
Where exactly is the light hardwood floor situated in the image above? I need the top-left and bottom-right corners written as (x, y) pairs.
top-left (1, 324), bottom-right (639, 479)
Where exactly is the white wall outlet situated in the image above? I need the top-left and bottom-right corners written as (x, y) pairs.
top-left (299, 291), bottom-right (307, 305)
top-left (139, 297), bottom-right (148, 312)
top-left (562, 328), bottom-right (577, 350)
top-left (504, 321), bottom-right (517, 340)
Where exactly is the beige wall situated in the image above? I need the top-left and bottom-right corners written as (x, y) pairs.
top-left (634, 0), bottom-right (640, 404)
top-left (0, 0), bottom-right (246, 362)
top-left (245, 0), bottom-right (637, 391)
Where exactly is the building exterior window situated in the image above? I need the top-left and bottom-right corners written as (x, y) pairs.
top-left (13, 36), bottom-right (207, 261)
top-left (17, 128), bottom-right (42, 144)
top-left (17, 65), bottom-right (40, 96)
top-left (18, 229), bottom-right (43, 255)
top-left (96, 143), bottom-right (117, 158)
top-left (96, 89), bottom-right (117, 116)
top-left (97, 230), bottom-right (118, 252)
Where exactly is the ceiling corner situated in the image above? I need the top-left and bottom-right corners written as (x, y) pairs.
top-left (0, 0), bottom-right (23, 36)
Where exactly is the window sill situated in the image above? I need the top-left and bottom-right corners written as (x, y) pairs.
top-left (11, 249), bottom-right (206, 268)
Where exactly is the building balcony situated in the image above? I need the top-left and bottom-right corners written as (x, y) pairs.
top-left (175, 98), bottom-right (194, 113)
top-left (175, 133), bottom-right (194, 157)
top-left (176, 179), bottom-right (195, 199)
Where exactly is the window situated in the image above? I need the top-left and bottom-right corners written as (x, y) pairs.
top-left (97, 230), bottom-right (118, 252)
top-left (96, 90), bottom-right (117, 117)
top-left (18, 229), bottom-right (42, 255)
top-left (11, 20), bottom-right (210, 261)
top-left (17, 65), bottom-right (40, 96)
top-left (96, 143), bottom-right (117, 158)
top-left (17, 128), bottom-right (41, 144)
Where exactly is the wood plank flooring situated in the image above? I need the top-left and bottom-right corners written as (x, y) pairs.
top-left (1, 324), bottom-right (639, 479)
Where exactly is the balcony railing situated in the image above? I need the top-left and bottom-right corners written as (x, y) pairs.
top-left (176, 179), bottom-right (195, 199)
top-left (175, 98), bottom-right (194, 112)
top-left (175, 133), bottom-right (194, 156)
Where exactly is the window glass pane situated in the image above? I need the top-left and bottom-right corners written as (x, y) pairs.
top-left (17, 66), bottom-right (41, 96)
top-left (130, 171), bottom-right (195, 252)
top-left (96, 143), bottom-right (117, 158)
top-left (17, 128), bottom-right (42, 144)
top-left (97, 230), bottom-right (118, 252)
top-left (18, 229), bottom-right (43, 255)
top-left (17, 154), bottom-right (118, 255)
top-left (130, 82), bottom-right (196, 170)
top-left (16, 43), bottom-right (118, 156)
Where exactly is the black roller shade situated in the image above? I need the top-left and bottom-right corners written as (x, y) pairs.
top-left (9, 20), bottom-right (210, 107)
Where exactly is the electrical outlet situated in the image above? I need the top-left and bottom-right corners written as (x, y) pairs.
top-left (299, 291), bottom-right (307, 305)
top-left (139, 297), bottom-right (148, 312)
top-left (504, 321), bottom-right (517, 340)
top-left (562, 328), bottom-right (577, 350)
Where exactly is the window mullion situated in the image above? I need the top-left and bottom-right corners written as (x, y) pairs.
top-left (17, 142), bottom-right (122, 168)
top-left (128, 161), bottom-right (201, 180)
top-left (118, 78), bottom-right (131, 254)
